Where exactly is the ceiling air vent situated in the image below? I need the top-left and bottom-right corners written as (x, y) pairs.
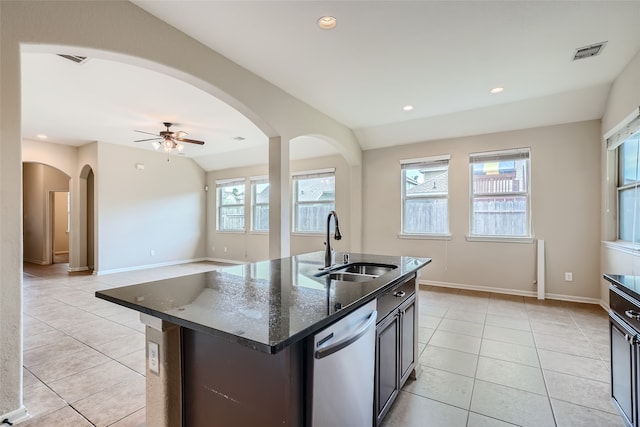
top-left (57, 54), bottom-right (88, 64)
top-left (572, 42), bottom-right (607, 61)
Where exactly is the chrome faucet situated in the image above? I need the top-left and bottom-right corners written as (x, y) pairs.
top-left (324, 210), bottom-right (342, 269)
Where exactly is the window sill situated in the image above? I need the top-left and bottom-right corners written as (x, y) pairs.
top-left (603, 240), bottom-right (640, 255)
top-left (398, 233), bottom-right (452, 241)
top-left (466, 235), bottom-right (534, 244)
top-left (216, 230), bottom-right (245, 234)
top-left (250, 231), bottom-right (269, 235)
top-left (291, 232), bottom-right (324, 237)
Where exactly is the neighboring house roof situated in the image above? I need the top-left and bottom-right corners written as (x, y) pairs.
top-left (407, 171), bottom-right (448, 195)
top-left (297, 178), bottom-right (335, 202)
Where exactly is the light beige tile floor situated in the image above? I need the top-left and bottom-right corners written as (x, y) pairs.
top-left (20, 261), bottom-right (227, 427)
top-left (21, 263), bottom-right (624, 426)
top-left (382, 286), bottom-right (625, 427)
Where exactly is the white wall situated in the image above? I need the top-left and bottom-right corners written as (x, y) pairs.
top-left (207, 154), bottom-right (352, 262)
top-left (362, 120), bottom-right (602, 301)
top-left (601, 49), bottom-right (640, 304)
top-left (97, 143), bottom-right (207, 273)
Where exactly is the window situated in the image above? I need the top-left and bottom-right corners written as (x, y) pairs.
top-left (401, 156), bottom-right (450, 235)
top-left (615, 126), bottom-right (640, 244)
top-left (469, 148), bottom-right (530, 238)
top-left (292, 169), bottom-right (335, 233)
top-left (216, 179), bottom-right (245, 231)
top-left (251, 177), bottom-right (269, 232)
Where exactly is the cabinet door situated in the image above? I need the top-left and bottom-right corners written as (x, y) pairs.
top-left (375, 313), bottom-right (399, 426)
top-left (399, 293), bottom-right (416, 386)
top-left (610, 313), bottom-right (636, 427)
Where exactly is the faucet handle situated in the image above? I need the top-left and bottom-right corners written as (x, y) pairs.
top-left (343, 253), bottom-right (349, 264)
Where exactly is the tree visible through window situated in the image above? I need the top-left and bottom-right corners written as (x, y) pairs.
top-left (293, 171), bottom-right (335, 233)
top-left (470, 149), bottom-right (530, 237)
top-left (217, 179), bottom-right (245, 231)
top-left (401, 157), bottom-right (450, 235)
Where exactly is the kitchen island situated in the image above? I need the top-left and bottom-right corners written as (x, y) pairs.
top-left (96, 251), bottom-right (430, 426)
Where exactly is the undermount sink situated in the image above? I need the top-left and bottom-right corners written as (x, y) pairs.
top-left (316, 262), bottom-right (398, 282)
top-left (326, 272), bottom-right (376, 283)
top-left (338, 263), bottom-right (397, 277)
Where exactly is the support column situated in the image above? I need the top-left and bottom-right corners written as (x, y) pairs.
top-left (141, 314), bottom-right (182, 427)
top-left (269, 136), bottom-right (291, 259)
top-left (0, 13), bottom-right (27, 422)
top-left (349, 164), bottom-right (363, 253)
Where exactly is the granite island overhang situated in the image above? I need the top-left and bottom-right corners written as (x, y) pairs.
top-left (95, 251), bottom-right (431, 426)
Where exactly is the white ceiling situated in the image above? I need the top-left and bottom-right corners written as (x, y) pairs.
top-left (21, 1), bottom-right (640, 171)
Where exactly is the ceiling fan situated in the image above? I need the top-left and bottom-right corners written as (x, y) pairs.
top-left (134, 122), bottom-right (205, 153)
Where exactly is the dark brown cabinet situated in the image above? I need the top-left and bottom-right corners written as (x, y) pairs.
top-left (608, 281), bottom-right (640, 427)
top-left (610, 311), bottom-right (636, 427)
top-left (374, 277), bottom-right (417, 426)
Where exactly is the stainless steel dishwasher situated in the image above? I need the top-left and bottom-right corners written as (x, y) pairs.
top-left (310, 299), bottom-right (377, 427)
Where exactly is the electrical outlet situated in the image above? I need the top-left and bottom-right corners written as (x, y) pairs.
top-left (224, 247), bottom-right (227, 253)
top-left (565, 272), bottom-right (573, 282)
top-left (148, 341), bottom-right (159, 375)
top-left (150, 249), bottom-right (155, 257)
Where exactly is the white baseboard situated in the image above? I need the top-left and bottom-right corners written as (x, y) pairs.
top-left (23, 258), bottom-right (46, 265)
top-left (205, 257), bottom-right (247, 265)
top-left (2, 405), bottom-right (29, 425)
top-left (68, 266), bottom-right (89, 273)
top-left (94, 257), bottom-right (212, 276)
top-left (53, 250), bottom-right (69, 255)
top-left (420, 279), bottom-right (602, 305)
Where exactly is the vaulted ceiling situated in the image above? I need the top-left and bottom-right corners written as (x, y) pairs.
top-left (21, 1), bottom-right (640, 171)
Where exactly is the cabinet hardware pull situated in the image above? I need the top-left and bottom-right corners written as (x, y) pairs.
top-left (625, 310), bottom-right (640, 321)
top-left (394, 291), bottom-right (405, 298)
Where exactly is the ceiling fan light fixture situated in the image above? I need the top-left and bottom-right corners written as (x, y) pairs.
top-left (134, 123), bottom-right (204, 154)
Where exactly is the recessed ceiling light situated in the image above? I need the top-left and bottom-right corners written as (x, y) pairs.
top-left (318, 16), bottom-right (337, 30)
top-left (403, 105), bottom-right (414, 111)
top-left (490, 87), bottom-right (504, 94)
top-left (36, 134), bottom-right (48, 139)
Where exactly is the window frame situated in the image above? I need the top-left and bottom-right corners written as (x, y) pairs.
top-left (291, 169), bottom-right (336, 234)
top-left (400, 155), bottom-right (451, 238)
top-left (216, 178), bottom-right (246, 232)
top-left (468, 148), bottom-right (532, 241)
top-left (250, 176), bottom-right (269, 233)
top-left (616, 133), bottom-right (640, 244)
top-left (606, 111), bottom-right (640, 247)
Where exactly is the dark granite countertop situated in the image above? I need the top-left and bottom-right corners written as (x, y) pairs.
top-left (96, 252), bottom-right (430, 354)
top-left (605, 274), bottom-right (640, 301)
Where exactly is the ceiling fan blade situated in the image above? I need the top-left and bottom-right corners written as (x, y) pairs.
top-left (176, 137), bottom-right (205, 145)
top-left (134, 137), bottom-right (162, 142)
top-left (174, 131), bottom-right (188, 138)
top-left (134, 130), bottom-right (160, 137)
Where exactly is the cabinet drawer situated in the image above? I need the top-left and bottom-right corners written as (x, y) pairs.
top-left (611, 285), bottom-right (640, 334)
top-left (377, 278), bottom-right (415, 323)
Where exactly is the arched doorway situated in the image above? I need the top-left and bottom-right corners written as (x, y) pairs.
top-left (22, 162), bottom-right (70, 266)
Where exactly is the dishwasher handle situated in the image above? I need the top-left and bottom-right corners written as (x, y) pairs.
top-left (314, 311), bottom-right (377, 359)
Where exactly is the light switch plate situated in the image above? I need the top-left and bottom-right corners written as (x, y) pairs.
top-left (148, 341), bottom-right (160, 375)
